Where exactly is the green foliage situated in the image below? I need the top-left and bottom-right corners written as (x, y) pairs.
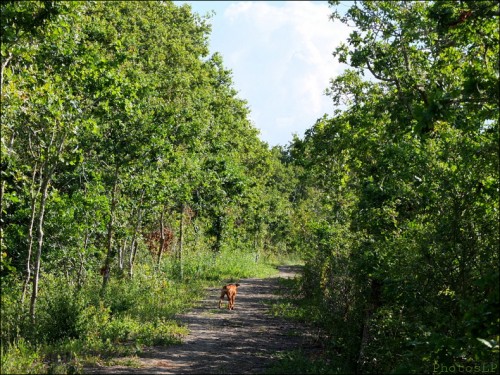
top-left (0, 0), bottom-right (295, 372)
top-left (267, 350), bottom-right (338, 375)
top-left (0, 277), bottom-right (24, 346)
top-left (3, 0), bottom-right (496, 373)
top-left (2, 0), bottom-right (291, 363)
top-left (36, 278), bottom-right (84, 343)
top-left (269, 278), bottom-right (309, 322)
top-left (289, 0), bottom-right (499, 373)
top-left (0, 339), bottom-right (45, 375)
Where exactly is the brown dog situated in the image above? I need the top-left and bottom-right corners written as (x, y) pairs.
top-left (218, 283), bottom-right (240, 310)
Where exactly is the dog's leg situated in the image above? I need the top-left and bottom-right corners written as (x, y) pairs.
top-left (219, 290), bottom-right (226, 309)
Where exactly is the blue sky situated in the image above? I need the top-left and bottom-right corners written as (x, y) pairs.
top-left (174, 1), bottom-right (352, 147)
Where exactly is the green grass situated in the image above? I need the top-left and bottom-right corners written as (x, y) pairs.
top-left (0, 339), bottom-right (46, 375)
top-left (265, 270), bottom-right (352, 375)
top-left (266, 350), bottom-right (342, 375)
top-left (268, 277), bottom-right (308, 321)
top-left (1, 248), bottom-right (300, 374)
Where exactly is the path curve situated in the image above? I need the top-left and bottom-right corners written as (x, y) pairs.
top-left (86, 265), bottom-right (315, 374)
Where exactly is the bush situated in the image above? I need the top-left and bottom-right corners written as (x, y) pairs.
top-left (0, 339), bottom-right (45, 375)
top-left (76, 302), bottom-right (111, 350)
top-left (0, 276), bottom-right (24, 345)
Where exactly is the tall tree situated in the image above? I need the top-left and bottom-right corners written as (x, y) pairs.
top-left (287, 1), bottom-right (499, 372)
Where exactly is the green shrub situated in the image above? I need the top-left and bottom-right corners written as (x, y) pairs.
top-left (0, 338), bottom-right (45, 375)
top-left (76, 302), bottom-right (111, 349)
top-left (267, 350), bottom-right (339, 375)
top-left (0, 277), bottom-right (25, 345)
top-left (37, 288), bottom-right (84, 343)
top-left (134, 319), bottom-right (187, 346)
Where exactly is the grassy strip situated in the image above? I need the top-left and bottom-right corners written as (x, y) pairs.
top-left (266, 276), bottom-right (345, 375)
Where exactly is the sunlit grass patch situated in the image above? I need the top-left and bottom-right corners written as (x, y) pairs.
top-left (108, 355), bottom-right (142, 368)
top-left (0, 339), bottom-right (46, 375)
top-left (267, 275), bottom-right (311, 322)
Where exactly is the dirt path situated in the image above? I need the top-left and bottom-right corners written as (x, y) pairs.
top-left (85, 265), bottom-right (315, 374)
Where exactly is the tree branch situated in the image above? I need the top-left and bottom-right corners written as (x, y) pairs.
top-left (366, 59), bottom-right (396, 83)
top-left (1, 52), bottom-right (13, 90)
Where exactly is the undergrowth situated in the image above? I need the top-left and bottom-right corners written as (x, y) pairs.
top-left (0, 248), bottom-right (294, 374)
top-left (267, 276), bottom-right (346, 375)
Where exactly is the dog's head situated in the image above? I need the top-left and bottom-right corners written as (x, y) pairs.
top-left (223, 283), bottom-right (240, 290)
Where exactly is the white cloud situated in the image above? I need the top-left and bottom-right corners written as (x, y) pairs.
top-left (208, 1), bottom-right (351, 146)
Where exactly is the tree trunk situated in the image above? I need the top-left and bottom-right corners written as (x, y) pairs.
top-left (356, 278), bottom-right (382, 373)
top-left (156, 205), bottom-right (166, 267)
top-left (118, 239), bottom-right (127, 273)
top-left (21, 166), bottom-right (41, 305)
top-left (213, 215), bottom-right (223, 254)
top-left (128, 190), bottom-right (145, 278)
top-left (178, 204), bottom-right (184, 279)
top-left (129, 241), bottom-right (138, 278)
top-left (77, 229), bottom-right (90, 289)
top-left (357, 306), bottom-right (371, 372)
top-left (101, 165), bottom-right (119, 292)
top-left (0, 51), bottom-right (13, 90)
top-left (253, 222), bottom-right (262, 263)
top-left (29, 172), bottom-right (51, 323)
top-left (0, 131), bottom-right (15, 230)
top-left (27, 128), bottom-right (67, 322)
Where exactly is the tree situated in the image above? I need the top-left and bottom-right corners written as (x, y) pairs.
top-left (287, 1), bottom-right (499, 372)
top-left (1, 1), bottom-right (93, 322)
